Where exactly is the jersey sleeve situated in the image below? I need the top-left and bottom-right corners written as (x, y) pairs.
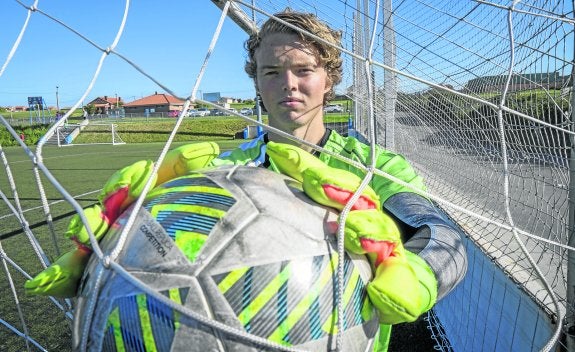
top-left (371, 151), bottom-right (427, 204)
top-left (320, 135), bottom-right (426, 204)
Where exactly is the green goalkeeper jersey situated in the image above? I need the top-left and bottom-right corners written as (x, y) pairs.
top-left (211, 129), bottom-right (426, 204)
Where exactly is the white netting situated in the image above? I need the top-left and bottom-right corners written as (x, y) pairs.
top-left (0, 0), bottom-right (573, 351)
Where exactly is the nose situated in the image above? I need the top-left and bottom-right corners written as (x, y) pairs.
top-left (282, 70), bottom-right (297, 91)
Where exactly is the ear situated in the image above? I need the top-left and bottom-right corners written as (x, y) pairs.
top-left (324, 77), bottom-right (333, 95)
top-left (253, 79), bottom-right (260, 95)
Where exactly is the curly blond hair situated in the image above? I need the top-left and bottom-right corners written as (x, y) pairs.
top-left (245, 9), bottom-right (343, 104)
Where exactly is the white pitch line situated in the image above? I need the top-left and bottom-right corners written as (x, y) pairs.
top-left (0, 189), bottom-right (101, 221)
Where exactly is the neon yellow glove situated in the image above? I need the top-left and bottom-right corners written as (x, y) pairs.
top-left (267, 141), bottom-right (437, 324)
top-left (25, 205), bottom-right (109, 297)
top-left (156, 141), bottom-right (220, 185)
top-left (25, 142), bottom-right (220, 297)
top-left (24, 247), bottom-right (91, 298)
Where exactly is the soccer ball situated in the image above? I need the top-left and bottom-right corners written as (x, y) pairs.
top-left (73, 165), bottom-right (378, 351)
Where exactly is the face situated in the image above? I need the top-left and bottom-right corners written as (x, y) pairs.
top-left (255, 32), bottom-right (331, 143)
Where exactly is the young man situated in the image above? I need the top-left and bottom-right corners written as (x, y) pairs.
top-left (25, 8), bottom-right (466, 351)
top-left (212, 9), bottom-right (468, 350)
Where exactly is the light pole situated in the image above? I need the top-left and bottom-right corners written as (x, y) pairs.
top-left (56, 86), bottom-right (60, 112)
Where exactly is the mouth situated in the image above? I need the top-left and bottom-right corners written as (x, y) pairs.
top-left (279, 97), bottom-right (304, 108)
top-left (280, 96), bottom-right (303, 103)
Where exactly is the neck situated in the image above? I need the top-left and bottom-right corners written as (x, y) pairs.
top-left (269, 120), bottom-right (326, 152)
top-left (293, 122), bottom-right (326, 146)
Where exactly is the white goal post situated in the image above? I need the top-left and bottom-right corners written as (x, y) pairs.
top-left (54, 122), bottom-right (125, 147)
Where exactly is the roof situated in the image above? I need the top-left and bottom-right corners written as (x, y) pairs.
top-left (124, 93), bottom-right (184, 107)
top-left (87, 96), bottom-right (121, 107)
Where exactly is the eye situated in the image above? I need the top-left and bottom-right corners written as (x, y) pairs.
top-left (262, 69), bottom-right (278, 76)
top-left (298, 67), bottom-right (315, 75)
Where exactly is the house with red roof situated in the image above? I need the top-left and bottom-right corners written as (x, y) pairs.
top-left (123, 92), bottom-right (185, 114)
top-left (86, 95), bottom-right (122, 114)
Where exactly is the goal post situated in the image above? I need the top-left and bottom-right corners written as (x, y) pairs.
top-left (55, 122), bottom-right (125, 146)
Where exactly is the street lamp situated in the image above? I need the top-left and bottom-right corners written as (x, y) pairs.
top-left (56, 86), bottom-right (60, 112)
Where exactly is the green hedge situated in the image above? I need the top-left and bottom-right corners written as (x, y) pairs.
top-left (75, 117), bottom-right (263, 144)
top-left (0, 124), bottom-right (50, 147)
top-left (0, 117), bottom-right (265, 146)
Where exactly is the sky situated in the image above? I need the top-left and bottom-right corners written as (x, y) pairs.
top-left (1, 1), bottom-right (572, 108)
top-left (0, 1), bottom-right (256, 108)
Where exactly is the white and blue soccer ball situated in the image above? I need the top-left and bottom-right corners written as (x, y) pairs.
top-left (73, 165), bottom-right (378, 351)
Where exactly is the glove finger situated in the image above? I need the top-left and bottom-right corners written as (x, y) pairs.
top-left (24, 248), bottom-right (90, 298)
top-left (157, 142), bottom-right (220, 184)
top-left (100, 160), bottom-right (157, 219)
top-left (345, 210), bottom-right (401, 243)
top-left (341, 210), bottom-right (402, 262)
top-left (65, 205), bottom-right (110, 245)
top-left (302, 167), bottom-right (380, 211)
top-left (367, 257), bottom-right (421, 325)
top-left (266, 141), bottom-right (325, 182)
top-left (266, 141), bottom-right (380, 211)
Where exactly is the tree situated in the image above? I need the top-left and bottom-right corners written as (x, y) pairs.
top-left (85, 104), bottom-right (96, 115)
top-left (427, 84), bottom-right (456, 120)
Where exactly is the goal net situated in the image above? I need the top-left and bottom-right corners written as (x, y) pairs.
top-left (51, 122), bottom-right (125, 146)
top-left (0, 1), bottom-right (573, 351)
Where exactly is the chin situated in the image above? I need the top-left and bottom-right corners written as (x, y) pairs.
top-left (273, 110), bottom-right (304, 123)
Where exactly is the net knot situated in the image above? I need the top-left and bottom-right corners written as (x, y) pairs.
top-left (102, 255), bottom-right (112, 269)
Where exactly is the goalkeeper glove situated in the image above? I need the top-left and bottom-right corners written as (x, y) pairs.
top-left (267, 141), bottom-right (437, 324)
top-left (25, 142), bottom-right (219, 297)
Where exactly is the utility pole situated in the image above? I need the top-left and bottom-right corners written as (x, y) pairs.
top-left (56, 86), bottom-right (60, 112)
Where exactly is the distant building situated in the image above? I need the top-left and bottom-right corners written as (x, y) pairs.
top-left (203, 92), bottom-right (221, 103)
top-left (201, 93), bottom-right (237, 108)
top-left (464, 72), bottom-right (570, 93)
top-left (86, 95), bottom-right (122, 114)
top-left (220, 97), bottom-right (237, 105)
top-left (123, 92), bottom-right (185, 114)
top-left (10, 106), bottom-right (27, 112)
